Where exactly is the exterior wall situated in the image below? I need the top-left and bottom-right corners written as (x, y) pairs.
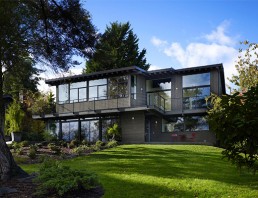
top-left (131, 75), bottom-right (146, 107)
top-left (210, 68), bottom-right (221, 95)
top-left (120, 111), bottom-right (145, 143)
top-left (171, 74), bottom-right (183, 113)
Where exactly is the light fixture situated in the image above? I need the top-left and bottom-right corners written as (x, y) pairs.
top-left (155, 121), bottom-right (158, 124)
top-left (132, 117), bottom-right (135, 120)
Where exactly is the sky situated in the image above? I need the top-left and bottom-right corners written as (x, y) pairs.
top-left (39, 0), bottom-right (258, 93)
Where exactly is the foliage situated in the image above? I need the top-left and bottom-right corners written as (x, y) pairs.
top-left (107, 123), bottom-right (121, 141)
top-left (48, 143), bottom-right (61, 155)
top-left (207, 86), bottom-right (258, 172)
top-left (34, 159), bottom-right (100, 197)
top-left (5, 100), bottom-right (25, 135)
top-left (69, 139), bottom-right (80, 149)
top-left (3, 57), bottom-right (42, 97)
top-left (72, 145), bottom-right (91, 156)
top-left (20, 140), bottom-right (30, 147)
top-left (106, 140), bottom-right (118, 148)
top-left (85, 21), bottom-right (150, 73)
top-left (230, 41), bottom-right (258, 91)
top-left (43, 130), bottom-right (58, 142)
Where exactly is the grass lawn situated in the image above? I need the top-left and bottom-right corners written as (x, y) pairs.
top-left (21, 145), bottom-right (258, 198)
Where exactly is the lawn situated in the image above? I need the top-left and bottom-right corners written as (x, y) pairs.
top-left (21, 145), bottom-right (258, 198)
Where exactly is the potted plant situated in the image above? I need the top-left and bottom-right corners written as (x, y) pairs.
top-left (5, 100), bottom-right (25, 142)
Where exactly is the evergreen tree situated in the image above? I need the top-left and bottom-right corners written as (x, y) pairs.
top-left (85, 22), bottom-right (150, 73)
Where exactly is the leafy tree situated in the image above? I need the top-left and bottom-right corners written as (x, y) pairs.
top-left (107, 123), bottom-right (121, 141)
top-left (0, 0), bottom-right (96, 180)
top-left (85, 22), bottom-right (150, 73)
top-left (207, 88), bottom-right (258, 173)
top-left (3, 57), bottom-right (42, 97)
top-left (230, 41), bottom-right (258, 91)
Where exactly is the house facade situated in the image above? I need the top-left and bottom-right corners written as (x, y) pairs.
top-left (34, 64), bottom-right (225, 145)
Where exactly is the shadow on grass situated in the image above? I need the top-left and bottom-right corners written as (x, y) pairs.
top-left (77, 145), bottom-right (258, 190)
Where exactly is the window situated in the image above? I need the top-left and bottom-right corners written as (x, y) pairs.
top-left (131, 75), bottom-right (137, 99)
top-left (161, 116), bottom-right (208, 132)
top-left (183, 73), bottom-right (210, 109)
top-left (89, 79), bottom-right (107, 101)
top-left (108, 76), bottom-right (128, 99)
top-left (70, 82), bottom-right (87, 103)
top-left (58, 84), bottom-right (69, 104)
top-left (146, 78), bottom-right (171, 111)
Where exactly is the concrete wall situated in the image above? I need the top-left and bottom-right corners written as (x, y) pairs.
top-left (120, 111), bottom-right (145, 143)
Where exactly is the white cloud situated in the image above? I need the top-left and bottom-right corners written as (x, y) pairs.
top-left (149, 65), bottom-right (162, 71)
top-left (151, 21), bottom-right (239, 91)
top-left (204, 20), bottom-right (235, 46)
top-left (151, 36), bottom-right (168, 48)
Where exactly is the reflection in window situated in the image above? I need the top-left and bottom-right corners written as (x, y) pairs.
top-left (183, 73), bottom-right (210, 110)
top-left (161, 116), bottom-right (208, 132)
top-left (89, 79), bottom-right (107, 101)
top-left (70, 82), bottom-right (87, 103)
top-left (108, 76), bottom-right (128, 99)
top-left (146, 78), bottom-right (171, 92)
top-left (131, 75), bottom-right (137, 99)
top-left (61, 121), bottom-right (78, 141)
top-left (183, 73), bottom-right (210, 87)
top-left (58, 84), bottom-right (69, 103)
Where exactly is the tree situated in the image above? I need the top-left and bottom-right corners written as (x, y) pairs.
top-left (230, 41), bottom-right (258, 91)
top-left (3, 57), bottom-right (42, 97)
top-left (85, 22), bottom-right (150, 73)
top-left (207, 88), bottom-right (258, 172)
top-left (0, 0), bottom-right (96, 180)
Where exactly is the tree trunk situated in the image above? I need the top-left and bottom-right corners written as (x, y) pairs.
top-left (0, 66), bottom-right (28, 181)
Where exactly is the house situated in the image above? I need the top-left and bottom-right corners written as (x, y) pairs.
top-left (34, 63), bottom-right (225, 145)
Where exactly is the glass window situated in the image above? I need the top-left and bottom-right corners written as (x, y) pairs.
top-left (89, 79), bottom-right (107, 86)
top-left (131, 75), bottom-right (137, 99)
top-left (70, 82), bottom-right (86, 89)
top-left (184, 116), bottom-right (209, 131)
top-left (183, 87), bottom-right (210, 109)
top-left (183, 73), bottom-right (210, 88)
top-left (70, 89), bottom-right (78, 103)
top-left (58, 84), bottom-right (69, 103)
top-left (162, 117), bottom-right (184, 132)
top-left (88, 78), bottom-right (107, 101)
top-left (99, 85), bottom-right (107, 99)
top-left (108, 76), bottom-right (128, 99)
top-left (146, 79), bottom-right (171, 92)
top-left (70, 81), bottom-right (87, 103)
top-left (89, 86), bottom-right (98, 101)
top-left (79, 88), bottom-right (87, 102)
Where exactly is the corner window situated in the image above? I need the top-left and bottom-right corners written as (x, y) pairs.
top-left (108, 76), bottom-right (128, 99)
top-left (58, 84), bottom-right (69, 104)
top-left (89, 79), bottom-right (107, 101)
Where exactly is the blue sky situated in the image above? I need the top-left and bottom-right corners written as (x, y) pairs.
top-left (40, 0), bottom-right (258, 92)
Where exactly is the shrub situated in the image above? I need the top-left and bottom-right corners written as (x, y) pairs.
top-left (69, 139), bottom-right (80, 149)
top-left (72, 145), bottom-right (90, 156)
top-left (29, 144), bottom-right (38, 152)
top-left (12, 142), bottom-right (21, 152)
top-left (43, 130), bottom-right (57, 142)
top-left (81, 139), bottom-right (89, 146)
top-left (48, 143), bottom-right (61, 155)
top-left (34, 159), bottom-right (100, 197)
top-left (92, 140), bottom-right (105, 151)
top-left (20, 140), bottom-right (30, 147)
top-left (106, 140), bottom-right (118, 148)
top-left (16, 148), bottom-right (24, 155)
top-left (28, 148), bottom-right (37, 159)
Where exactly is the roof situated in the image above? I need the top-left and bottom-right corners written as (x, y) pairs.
top-left (45, 63), bottom-right (225, 94)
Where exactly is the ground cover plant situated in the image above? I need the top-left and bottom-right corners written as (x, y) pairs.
top-left (21, 145), bottom-right (258, 198)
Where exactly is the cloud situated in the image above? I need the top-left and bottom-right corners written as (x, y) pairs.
top-left (149, 65), bottom-right (162, 71)
top-left (151, 36), bottom-right (168, 48)
top-left (204, 20), bottom-right (235, 46)
top-left (151, 21), bottom-right (239, 90)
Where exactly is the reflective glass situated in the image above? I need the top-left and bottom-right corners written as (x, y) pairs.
top-left (89, 79), bottom-right (107, 86)
top-left (89, 86), bottom-right (98, 100)
top-left (98, 85), bottom-right (107, 99)
top-left (70, 81), bottom-right (86, 89)
top-left (183, 73), bottom-right (210, 87)
top-left (70, 89), bottom-right (78, 102)
top-left (58, 84), bottom-right (69, 103)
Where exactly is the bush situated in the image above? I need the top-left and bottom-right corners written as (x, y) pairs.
top-left (20, 140), bottom-right (30, 147)
top-left (16, 148), bottom-right (24, 155)
top-left (43, 130), bottom-right (57, 142)
top-left (12, 142), bottom-right (21, 152)
top-left (81, 139), bottom-right (89, 146)
top-left (29, 144), bottom-right (38, 152)
top-left (92, 140), bottom-right (105, 151)
top-left (69, 139), bottom-right (80, 149)
top-left (47, 143), bottom-right (61, 155)
top-left (28, 148), bottom-right (37, 159)
top-left (106, 140), bottom-right (118, 148)
top-left (72, 145), bottom-right (91, 156)
top-left (34, 159), bottom-right (100, 197)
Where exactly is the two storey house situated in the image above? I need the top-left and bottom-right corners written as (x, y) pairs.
top-left (34, 63), bottom-right (225, 145)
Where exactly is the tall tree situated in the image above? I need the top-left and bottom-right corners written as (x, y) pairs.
top-left (230, 41), bottom-right (258, 91)
top-left (0, 0), bottom-right (96, 180)
top-left (3, 57), bottom-right (42, 97)
top-left (85, 22), bottom-right (150, 73)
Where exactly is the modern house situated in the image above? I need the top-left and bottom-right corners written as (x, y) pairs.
top-left (34, 63), bottom-right (225, 145)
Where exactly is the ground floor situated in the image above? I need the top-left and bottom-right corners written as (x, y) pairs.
top-left (46, 110), bottom-right (216, 145)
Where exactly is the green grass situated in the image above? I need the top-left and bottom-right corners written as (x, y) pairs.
top-left (21, 145), bottom-right (258, 197)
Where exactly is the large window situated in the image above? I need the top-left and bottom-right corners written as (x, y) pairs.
top-left (162, 116), bottom-right (208, 133)
top-left (58, 84), bottom-right (69, 104)
top-left (108, 76), bottom-right (128, 99)
top-left (146, 78), bottom-right (171, 111)
top-left (70, 82), bottom-right (87, 103)
top-left (89, 79), bottom-right (107, 101)
top-left (183, 73), bottom-right (210, 109)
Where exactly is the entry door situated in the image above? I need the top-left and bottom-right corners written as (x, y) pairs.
top-left (145, 118), bottom-right (151, 142)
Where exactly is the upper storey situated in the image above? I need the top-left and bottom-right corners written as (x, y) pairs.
top-left (43, 64), bottom-right (225, 118)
